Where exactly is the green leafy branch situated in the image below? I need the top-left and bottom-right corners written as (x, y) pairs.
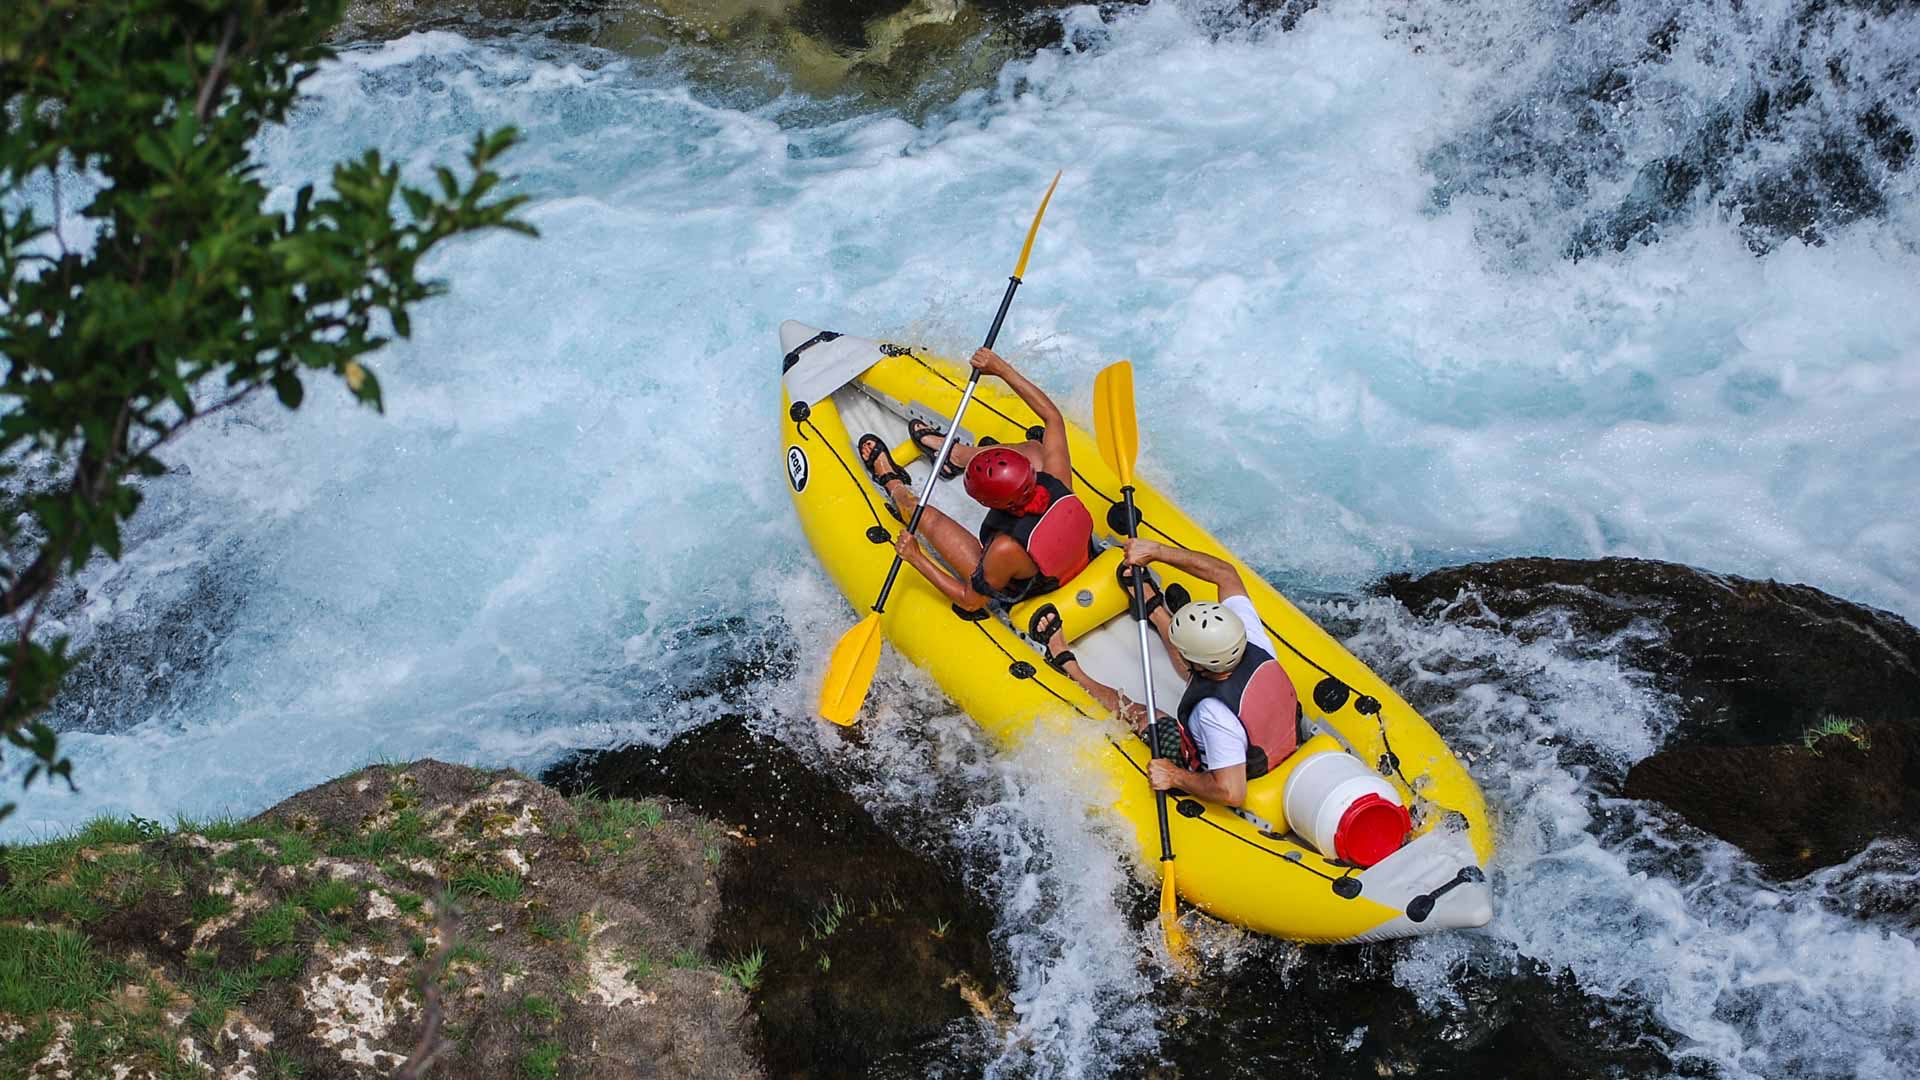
top-left (0, 0), bottom-right (538, 819)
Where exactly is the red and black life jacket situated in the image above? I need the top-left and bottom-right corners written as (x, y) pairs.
top-left (973, 471), bottom-right (1095, 603)
top-left (1172, 641), bottom-right (1301, 779)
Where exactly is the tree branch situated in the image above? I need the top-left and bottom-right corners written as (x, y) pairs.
top-left (396, 888), bottom-right (456, 1079)
top-left (194, 11), bottom-right (240, 124)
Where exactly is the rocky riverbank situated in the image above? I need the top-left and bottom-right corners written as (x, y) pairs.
top-left (0, 762), bottom-right (760, 1078)
top-left (544, 716), bottom-right (1004, 1076)
top-left (1380, 556), bottom-right (1920, 877)
top-left (333, 0), bottom-right (1053, 105)
top-left (0, 721), bottom-right (1002, 1079)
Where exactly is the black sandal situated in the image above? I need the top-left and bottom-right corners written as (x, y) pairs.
top-left (857, 433), bottom-right (910, 521)
top-left (1115, 561), bottom-right (1167, 619)
top-left (1029, 606), bottom-right (1076, 675)
top-left (907, 418), bottom-right (964, 481)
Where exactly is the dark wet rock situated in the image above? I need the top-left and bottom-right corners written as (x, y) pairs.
top-left (1379, 557), bottom-right (1920, 748)
top-left (545, 716), bottom-right (1001, 1077)
top-left (0, 761), bottom-right (759, 1078)
top-left (1622, 722), bottom-right (1920, 876)
top-left (1380, 556), bottom-right (1920, 876)
top-left (1161, 944), bottom-right (1710, 1079)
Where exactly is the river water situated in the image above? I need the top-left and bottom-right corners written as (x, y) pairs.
top-left (9, 0), bottom-right (1919, 1076)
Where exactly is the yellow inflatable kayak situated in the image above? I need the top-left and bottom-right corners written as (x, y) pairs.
top-left (780, 322), bottom-right (1494, 943)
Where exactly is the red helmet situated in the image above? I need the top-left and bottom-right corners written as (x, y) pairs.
top-left (964, 447), bottom-right (1036, 510)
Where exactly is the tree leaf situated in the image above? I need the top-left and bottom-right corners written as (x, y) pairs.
top-left (272, 369), bottom-right (304, 409)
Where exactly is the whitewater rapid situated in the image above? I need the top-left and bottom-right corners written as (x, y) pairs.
top-left (9, 0), bottom-right (1918, 1076)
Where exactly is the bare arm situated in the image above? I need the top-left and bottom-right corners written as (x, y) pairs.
top-left (972, 348), bottom-right (1069, 481)
top-left (1148, 759), bottom-right (1248, 807)
top-left (1121, 538), bottom-right (1247, 601)
top-left (894, 534), bottom-right (988, 611)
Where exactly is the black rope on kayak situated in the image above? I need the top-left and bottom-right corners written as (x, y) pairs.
top-left (1355, 694), bottom-right (1417, 793)
top-left (798, 417), bottom-right (885, 530)
top-left (968, 618), bottom-right (1096, 720)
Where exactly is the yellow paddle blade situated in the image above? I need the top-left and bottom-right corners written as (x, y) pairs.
top-left (1012, 171), bottom-right (1064, 281)
top-left (1093, 360), bottom-right (1138, 487)
top-left (1160, 860), bottom-right (1193, 970)
top-left (818, 613), bottom-right (883, 726)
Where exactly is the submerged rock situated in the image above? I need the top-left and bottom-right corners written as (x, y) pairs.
top-left (0, 762), bottom-right (759, 1078)
top-left (1161, 944), bottom-right (1707, 1080)
top-left (545, 716), bottom-right (1003, 1076)
top-left (1380, 556), bottom-right (1920, 875)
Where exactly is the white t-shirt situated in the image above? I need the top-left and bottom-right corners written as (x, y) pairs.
top-left (1184, 595), bottom-right (1276, 772)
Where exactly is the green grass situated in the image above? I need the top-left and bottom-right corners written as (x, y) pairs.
top-left (0, 923), bottom-right (125, 1013)
top-left (258, 951), bottom-right (304, 980)
top-left (325, 809), bottom-right (441, 863)
top-left (669, 948), bottom-right (702, 970)
top-left (721, 948), bottom-right (764, 992)
top-left (185, 815), bottom-right (280, 843)
top-left (452, 868), bottom-right (525, 903)
top-left (448, 942), bottom-right (491, 968)
top-left (0, 830), bottom-right (170, 924)
top-left (274, 831), bottom-right (318, 867)
top-left (75, 814), bottom-right (167, 845)
top-left (563, 796), bottom-right (664, 862)
top-left (521, 1041), bottom-right (565, 1079)
top-left (190, 890), bottom-right (234, 924)
top-left (260, 1049), bottom-right (309, 1078)
top-left (519, 993), bottom-right (561, 1021)
top-left (188, 964), bottom-right (266, 1033)
top-left (622, 947), bottom-right (654, 984)
top-left (391, 890), bottom-right (427, 915)
top-left (1802, 713), bottom-right (1872, 755)
top-left (213, 840), bottom-right (276, 875)
top-left (808, 893), bottom-right (853, 942)
top-left (299, 878), bottom-right (358, 916)
top-left (243, 901), bottom-right (302, 949)
top-left (0, 1016), bottom-right (55, 1076)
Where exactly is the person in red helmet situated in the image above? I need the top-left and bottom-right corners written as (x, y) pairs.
top-left (859, 347), bottom-right (1149, 723)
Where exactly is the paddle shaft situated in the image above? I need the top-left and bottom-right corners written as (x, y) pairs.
top-left (871, 274), bottom-right (1023, 614)
top-left (1121, 485), bottom-right (1176, 863)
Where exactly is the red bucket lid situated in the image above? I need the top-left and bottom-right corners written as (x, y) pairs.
top-left (1334, 793), bottom-right (1411, 867)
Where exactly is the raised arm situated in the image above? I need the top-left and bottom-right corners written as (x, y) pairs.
top-left (971, 348), bottom-right (1070, 480)
top-left (1121, 538), bottom-right (1247, 601)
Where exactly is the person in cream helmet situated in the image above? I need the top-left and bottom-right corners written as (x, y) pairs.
top-left (1120, 538), bottom-right (1303, 808)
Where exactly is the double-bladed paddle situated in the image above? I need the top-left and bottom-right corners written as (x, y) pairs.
top-left (817, 171), bottom-right (1063, 726)
top-left (1094, 358), bottom-right (1194, 969)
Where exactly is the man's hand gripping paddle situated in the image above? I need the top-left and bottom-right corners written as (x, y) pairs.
top-left (1094, 358), bottom-right (1195, 970)
top-left (817, 172), bottom-right (1063, 727)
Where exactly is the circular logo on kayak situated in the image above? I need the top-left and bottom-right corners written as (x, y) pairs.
top-left (786, 445), bottom-right (809, 493)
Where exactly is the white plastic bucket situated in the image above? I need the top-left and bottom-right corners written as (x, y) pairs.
top-left (1282, 748), bottom-right (1410, 866)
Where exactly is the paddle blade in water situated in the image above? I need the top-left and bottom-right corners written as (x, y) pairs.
top-left (1160, 859), bottom-right (1193, 970)
top-left (1093, 360), bottom-right (1138, 487)
top-left (819, 613), bottom-right (883, 726)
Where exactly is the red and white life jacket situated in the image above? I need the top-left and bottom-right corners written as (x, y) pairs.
top-left (1173, 642), bottom-right (1300, 779)
top-left (975, 472), bottom-right (1094, 601)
